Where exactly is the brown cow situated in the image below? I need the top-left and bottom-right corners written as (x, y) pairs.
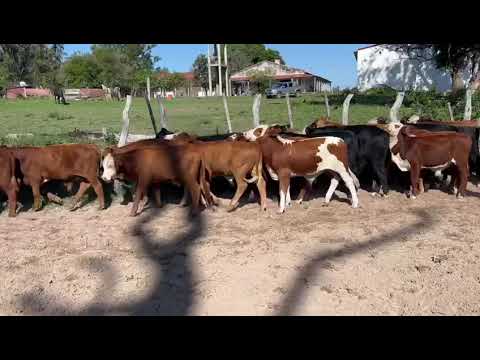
top-left (101, 143), bottom-right (206, 216)
top-left (390, 125), bottom-right (472, 199)
top-left (11, 144), bottom-right (105, 211)
top-left (0, 147), bottom-right (19, 217)
top-left (191, 140), bottom-right (267, 212)
top-left (243, 127), bottom-right (359, 213)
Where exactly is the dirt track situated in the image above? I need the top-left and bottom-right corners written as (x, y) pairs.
top-left (1, 182), bottom-right (480, 316)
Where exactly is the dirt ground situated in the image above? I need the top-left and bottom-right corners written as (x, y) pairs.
top-left (1, 180), bottom-right (480, 316)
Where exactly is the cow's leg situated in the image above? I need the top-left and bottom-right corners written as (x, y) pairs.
top-left (179, 187), bottom-right (189, 206)
top-left (372, 163), bottom-right (389, 197)
top-left (70, 181), bottom-right (91, 210)
top-left (130, 181), bottom-right (146, 217)
top-left (418, 177), bottom-right (425, 194)
top-left (286, 184), bottom-right (292, 207)
top-left (337, 169), bottom-right (359, 208)
top-left (256, 173), bottom-right (267, 211)
top-left (324, 176), bottom-right (340, 205)
top-left (410, 163), bottom-right (420, 199)
top-left (297, 178), bottom-right (312, 204)
top-left (227, 173), bottom-right (248, 212)
top-left (31, 180), bottom-right (43, 211)
top-left (277, 171), bottom-right (291, 214)
top-left (153, 186), bottom-right (162, 208)
top-left (7, 188), bottom-right (17, 218)
top-left (187, 180), bottom-right (201, 216)
top-left (90, 178), bottom-right (105, 210)
top-left (457, 167), bottom-right (468, 199)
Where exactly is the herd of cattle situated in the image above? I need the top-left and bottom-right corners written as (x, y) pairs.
top-left (1, 115), bottom-right (479, 218)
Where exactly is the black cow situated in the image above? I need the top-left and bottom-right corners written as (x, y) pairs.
top-left (305, 125), bottom-right (390, 195)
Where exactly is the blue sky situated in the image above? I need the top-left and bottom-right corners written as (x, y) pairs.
top-left (63, 44), bottom-right (368, 88)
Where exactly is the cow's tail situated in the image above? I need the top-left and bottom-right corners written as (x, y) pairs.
top-left (244, 151), bottom-right (263, 184)
top-left (9, 152), bottom-right (19, 192)
top-left (348, 168), bottom-right (360, 189)
top-left (198, 155), bottom-right (214, 207)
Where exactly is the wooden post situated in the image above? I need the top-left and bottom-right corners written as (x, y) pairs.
top-left (156, 95), bottom-right (168, 129)
top-left (342, 93), bottom-right (354, 125)
top-left (146, 77), bottom-right (151, 100)
top-left (224, 44), bottom-right (230, 97)
top-left (286, 93), bottom-right (293, 128)
top-left (118, 95), bottom-right (132, 146)
top-left (252, 93), bottom-right (262, 127)
top-left (144, 93), bottom-right (158, 135)
top-left (217, 44), bottom-right (223, 96)
top-left (447, 102), bottom-right (454, 121)
top-left (222, 95), bottom-right (232, 132)
top-left (464, 89), bottom-right (475, 120)
top-left (389, 91), bottom-right (405, 123)
top-left (324, 93), bottom-right (331, 118)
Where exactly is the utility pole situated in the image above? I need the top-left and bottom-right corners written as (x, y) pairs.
top-left (207, 45), bottom-right (213, 96)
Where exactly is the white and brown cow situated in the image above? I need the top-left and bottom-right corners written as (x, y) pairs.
top-left (384, 122), bottom-right (472, 199)
top-left (243, 126), bottom-right (359, 213)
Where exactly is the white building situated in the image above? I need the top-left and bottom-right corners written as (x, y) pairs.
top-left (354, 45), bottom-right (472, 93)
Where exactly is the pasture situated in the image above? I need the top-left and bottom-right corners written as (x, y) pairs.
top-left (1, 94), bottom-right (480, 316)
top-left (0, 94), bottom-right (415, 146)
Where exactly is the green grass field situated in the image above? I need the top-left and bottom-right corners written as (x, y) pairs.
top-left (0, 94), bottom-right (416, 146)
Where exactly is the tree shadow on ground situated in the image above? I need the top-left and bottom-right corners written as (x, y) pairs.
top-left (17, 205), bottom-right (204, 316)
top-left (275, 208), bottom-right (435, 315)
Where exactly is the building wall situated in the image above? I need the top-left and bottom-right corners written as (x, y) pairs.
top-left (357, 45), bottom-right (472, 92)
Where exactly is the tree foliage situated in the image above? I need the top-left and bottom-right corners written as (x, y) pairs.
top-left (0, 44), bottom-right (64, 88)
top-left (62, 44), bottom-right (159, 93)
top-left (192, 54), bottom-right (210, 93)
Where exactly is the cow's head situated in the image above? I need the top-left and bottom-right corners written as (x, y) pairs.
top-left (243, 124), bottom-right (287, 141)
top-left (383, 122), bottom-right (404, 137)
top-left (101, 147), bottom-right (117, 182)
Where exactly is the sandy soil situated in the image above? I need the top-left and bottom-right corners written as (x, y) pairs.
top-left (1, 181), bottom-right (480, 316)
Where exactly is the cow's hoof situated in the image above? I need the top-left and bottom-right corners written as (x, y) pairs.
top-left (370, 192), bottom-right (377, 197)
top-left (321, 202), bottom-right (330, 207)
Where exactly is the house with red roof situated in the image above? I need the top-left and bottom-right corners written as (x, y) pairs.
top-left (229, 60), bottom-right (331, 95)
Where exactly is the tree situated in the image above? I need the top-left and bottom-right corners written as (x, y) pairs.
top-left (63, 53), bottom-right (102, 88)
top-left (247, 69), bottom-right (275, 95)
top-left (0, 44), bottom-right (64, 88)
top-left (228, 44), bottom-right (284, 74)
top-left (192, 54), bottom-right (210, 94)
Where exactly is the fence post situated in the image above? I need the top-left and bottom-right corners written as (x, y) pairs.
top-left (252, 93), bottom-right (262, 127)
top-left (144, 93), bottom-right (158, 135)
top-left (447, 102), bottom-right (454, 121)
top-left (389, 91), bottom-right (405, 123)
top-left (222, 95), bottom-right (232, 133)
top-left (146, 77), bottom-right (151, 101)
top-left (324, 93), bottom-right (331, 119)
top-left (156, 95), bottom-right (168, 129)
top-left (464, 89), bottom-right (475, 120)
top-left (286, 93), bottom-right (294, 128)
top-left (342, 93), bottom-right (354, 125)
top-left (118, 95), bottom-right (132, 146)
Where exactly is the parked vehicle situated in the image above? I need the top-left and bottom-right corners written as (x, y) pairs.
top-left (266, 82), bottom-right (301, 98)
